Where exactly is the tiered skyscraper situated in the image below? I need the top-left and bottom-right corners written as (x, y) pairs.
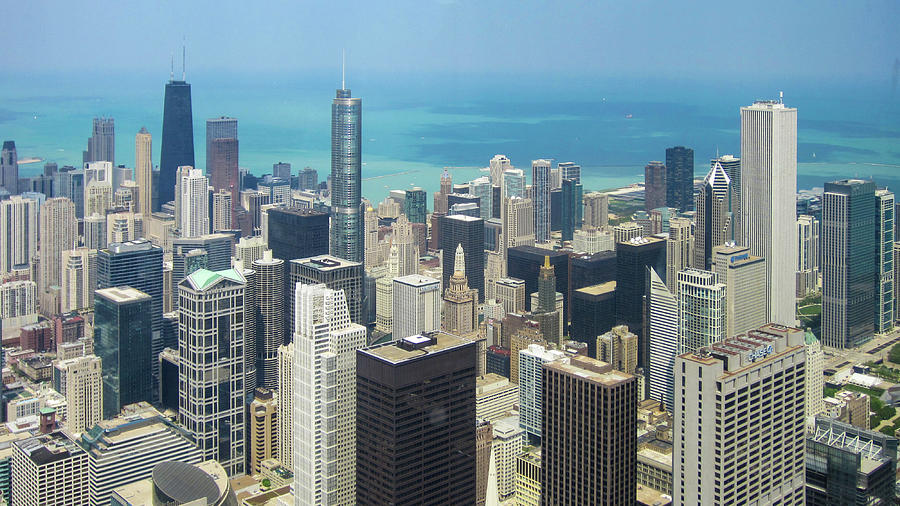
top-left (85, 117), bottom-right (115, 166)
top-left (740, 99), bottom-right (797, 325)
top-left (134, 127), bottom-right (153, 216)
top-left (158, 69), bottom-right (195, 210)
top-left (694, 161), bottom-right (731, 270)
top-left (330, 84), bottom-right (363, 262)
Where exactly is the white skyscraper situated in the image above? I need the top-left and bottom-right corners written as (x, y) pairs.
top-left (292, 283), bottom-right (366, 506)
top-left (470, 176), bottom-right (494, 220)
top-left (392, 274), bottom-right (441, 340)
top-left (518, 343), bottom-right (566, 441)
top-left (39, 197), bottom-right (77, 294)
top-left (647, 267), bottom-right (678, 411)
top-left (805, 330), bottom-right (824, 418)
top-left (135, 127), bottom-right (153, 217)
top-left (490, 154), bottom-right (512, 187)
top-left (666, 217), bottom-right (694, 293)
top-left (502, 168), bottom-right (526, 199)
top-left (177, 268), bottom-right (247, 476)
top-left (677, 268), bottom-right (726, 355)
top-left (61, 248), bottom-right (97, 313)
top-left (178, 167), bottom-right (210, 238)
top-left (711, 244), bottom-right (767, 337)
top-left (674, 324), bottom-right (806, 506)
top-left (0, 196), bottom-right (38, 274)
top-left (740, 99), bottom-right (797, 325)
top-left (55, 354), bottom-right (103, 434)
top-left (276, 342), bottom-right (294, 469)
top-left (796, 215), bottom-right (820, 297)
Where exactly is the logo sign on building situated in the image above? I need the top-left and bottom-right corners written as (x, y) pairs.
top-left (747, 344), bottom-right (774, 363)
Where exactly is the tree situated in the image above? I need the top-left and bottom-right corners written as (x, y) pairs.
top-left (880, 426), bottom-right (896, 437)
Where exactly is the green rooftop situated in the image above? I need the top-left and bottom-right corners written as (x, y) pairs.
top-left (186, 268), bottom-right (244, 290)
top-left (804, 328), bottom-right (819, 345)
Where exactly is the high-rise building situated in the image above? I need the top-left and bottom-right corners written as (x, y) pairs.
top-left (81, 403), bottom-right (204, 506)
top-left (644, 161), bottom-right (667, 211)
top-left (356, 332), bottom-right (477, 505)
top-left (740, 99), bottom-right (797, 325)
top-left (469, 177), bottom-right (493, 220)
top-left (211, 188), bottom-right (232, 232)
top-left (665, 146), bottom-right (694, 212)
top-left (822, 180), bottom-right (878, 348)
top-left (171, 234), bottom-right (233, 306)
top-left (501, 196), bottom-right (534, 264)
top-left (489, 154), bottom-right (512, 186)
top-left (290, 255), bottom-right (363, 327)
top-left (85, 117), bottom-right (115, 166)
top-left (614, 221), bottom-right (643, 244)
top-left (0, 195), bottom-right (38, 273)
top-left (158, 74), bottom-right (195, 210)
top-left (597, 324), bottom-right (638, 374)
top-left (0, 141), bottom-right (17, 194)
top-left (677, 268), bottom-right (726, 354)
top-left (0, 280), bottom-right (38, 333)
top-left (796, 214), bottom-right (820, 298)
top-left (507, 246), bottom-right (570, 318)
top-left (647, 267), bottom-right (677, 410)
top-left (252, 251), bottom-right (284, 388)
top-left (276, 342), bottom-right (294, 468)
top-left (292, 283), bottom-right (366, 505)
top-left (532, 159), bottom-right (552, 242)
top-left (272, 161), bottom-right (292, 180)
top-left (134, 127), bottom-right (153, 217)
top-left (713, 154), bottom-right (741, 241)
top-left (532, 256), bottom-right (562, 345)
top-left (674, 324), bottom-right (806, 506)
top-left (711, 244), bottom-right (767, 337)
top-left (542, 355), bottom-right (637, 505)
top-left (583, 192), bottom-right (609, 230)
top-left (39, 197), bottom-right (77, 295)
top-left (806, 416), bottom-right (897, 505)
top-left (94, 287), bottom-right (153, 418)
top-left (178, 167), bottom-right (209, 238)
top-left (392, 274), bottom-right (441, 340)
top-left (206, 116), bottom-right (237, 169)
top-left (297, 166), bottom-right (318, 191)
top-left (806, 329), bottom-right (824, 418)
top-left (55, 354), bottom-right (103, 433)
top-left (570, 281), bottom-right (616, 354)
top-left (518, 343), bottom-right (565, 441)
top-left (694, 161), bottom-right (732, 270)
top-left (666, 216), bottom-right (693, 292)
top-left (12, 431), bottom-right (89, 506)
top-left (330, 86), bottom-right (363, 263)
top-left (442, 244), bottom-right (478, 335)
top-left (502, 168), bottom-right (525, 199)
top-left (249, 388), bottom-right (277, 475)
top-left (391, 214), bottom-right (419, 276)
top-left (177, 268), bottom-right (246, 476)
top-left (560, 179), bottom-right (580, 241)
top-left (440, 214), bottom-right (485, 301)
top-left (98, 239), bottom-right (164, 397)
top-left (615, 236), bottom-right (666, 366)
top-left (876, 189), bottom-right (894, 334)
top-left (495, 277), bottom-right (526, 316)
top-left (266, 208), bottom-right (329, 262)
top-left (403, 186), bottom-right (427, 223)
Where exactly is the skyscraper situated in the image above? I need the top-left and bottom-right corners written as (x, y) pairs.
top-left (85, 117), bottom-right (115, 166)
top-left (644, 161), bottom-right (667, 211)
top-left (532, 159), bottom-right (552, 242)
top-left (60, 248), bottom-right (97, 312)
top-left (38, 197), bottom-right (77, 294)
top-left (597, 324), bottom-right (638, 374)
top-left (403, 186), bottom-right (427, 223)
top-left (713, 154), bottom-right (741, 241)
top-left (252, 251), bottom-right (284, 389)
top-left (158, 73), bottom-right (195, 210)
top-left (711, 244), bottom-right (767, 337)
top-left (356, 332), bottom-right (477, 505)
top-left (876, 189), bottom-right (895, 334)
top-left (266, 208), bottom-right (330, 262)
top-left (290, 255), bottom-right (363, 325)
top-left (135, 127), bottom-right (153, 217)
top-left (740, 99), bottom-right (797, 325)
top-left (560, 179), bottom-right (579, 241)
top-left (55, 355), bottom-right (103, 433)
top-left (615, 236), bottom-right (666, 366)
top-left (490, 154), bottom-right (512, 186)
top-left (666, 216), bottom-right (693, 293)
top-left (178, 167), bottom-right (209, 238)
top-left (94, 287), bottom-right (153, 418)
top-left (277, 342), bottom-right (294, 468)
top-left (177, 268), bottom-right (246, 476)
top-left (330, 86), bottom-right (363, 262)
top-left (440, 214), bottom-right (485, 301)
top-left (796, 214), bottom-right (820, 297)
top-left (694, 161), bottom-right (731, 270)
top-left (542, 355), bottom-right (637, 505)
top-left (470, 177), bottom-right (493, 220)
top-left (12, 431), bottom-right (89, 506)
top-left (205, 116), bottom-right (237, 170)
top-left (582, 192), bottom-right (609, 229)
top-left (822, 180), bottom-right (881, 348)
top-left (648, 267), bottom-right (677, 410)
top-left (0, 141), bottom-right (17, 194)
top-left (518, 343), bottom-right (565, 442)
top-left (292, 283), bottom-right (366, 505)
top-left (676, 268), bottom-right (726, 354)
top-left (674, 324), bottom-right (806, 506)
top-left (442, 244), bottom-right (478, 335)
top-left (392, 274), bottom-right (441, 340)
top-left (665, 146), bottom-right (694, 212)
top-left (0, 195), bottom-right (38, 273)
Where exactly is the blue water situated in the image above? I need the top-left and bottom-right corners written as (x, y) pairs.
top-left (3, 71), bottom-right (899, 203)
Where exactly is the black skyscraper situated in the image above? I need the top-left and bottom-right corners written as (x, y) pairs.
top-left (507, 246), bottom-right (570, 326)
top-left (665, 146), bottom-right (694, 212)
top-left (615, 236), bottom-right (666, 368)
top-left (266, 208), bottom-right (330, 262)
top-left (440, 214), bottom-right (485, 301)
top-left (356, 332), bottom-right (476, 506)
top-left (158, 77), bottom-right (194, 210)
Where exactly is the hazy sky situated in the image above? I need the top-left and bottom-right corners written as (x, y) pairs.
top-left (5, 0), bottom-right (899, 82)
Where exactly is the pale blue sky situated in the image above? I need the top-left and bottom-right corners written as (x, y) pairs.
top-left (4, 0), bottom-right (898, 82)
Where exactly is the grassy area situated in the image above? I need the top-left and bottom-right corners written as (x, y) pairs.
top-left (798, 291), bottom-right (822, 307)
top-left (865, 361), bottom-right (900, 382)
top-left (798, 305), bottom-right (821, 316)
top-left (890, 343), bottom-right (900, 364)
top-left (607, 198), bottom-right (644, 226)
top-left (843, 383), bottom-right (885, 397)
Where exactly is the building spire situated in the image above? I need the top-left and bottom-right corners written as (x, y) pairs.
top-left (543, 255), bottom-right (550, 268)
top-left (182, 41), bottom-right (186, 81)
top-left (170, 53), bottom-right (174, 80)
top-left (454, 243), bottom-right (466, 275)
top-left (342, 49), bottom-right (346, 90)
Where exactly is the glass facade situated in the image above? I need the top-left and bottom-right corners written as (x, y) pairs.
top-left (330, 89), bottom-right (363, 263)
top-left (159, 80), bottom-right (195, 210)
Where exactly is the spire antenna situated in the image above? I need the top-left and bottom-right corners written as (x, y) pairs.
top-left (170, 53), bottom-right (174, 80)
top-left (341, 49), bottom-right (346, 90)
top-left (182, 40), bottom-right (186, 81)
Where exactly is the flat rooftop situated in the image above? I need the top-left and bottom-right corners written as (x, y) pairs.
top-left (292, 255), bottom-right (361, 270)
top-left (544, 355), bottom-right (634, 387)
top-left (96, 286), bottom-right (151, 303)
top-left (393, 274), bottom-right (439, 287)
top-left (15, 431), bottom-right (84, 466)
top-left (361, 332), bottom-right (472, 365)
top-left (576, 281), bottom-right (616, 296)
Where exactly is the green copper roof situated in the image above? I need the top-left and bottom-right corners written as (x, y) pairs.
top-left (804, 328), bottom-right (819, 345)
top-left (186, 268), bottom-right (245, 290)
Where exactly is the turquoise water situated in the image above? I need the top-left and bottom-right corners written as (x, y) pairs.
top-left (3, 71), bottom-right (899, 203)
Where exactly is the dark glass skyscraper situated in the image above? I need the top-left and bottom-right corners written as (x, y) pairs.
top-left (158, 78), bottom-right (195, 210)
top-left (330, 88), bottom-right (362, 262)
top-left (440, 214), bottom-right (485, 301)
top-left (404, 187), bottom-right (427, 224)
top-left (94, 286), bottom-right (153, 418)
top-left (266, 208), bottom-right (329, 262)
top-left (665, 146), bottom-right (694, 212)
top-left (615, 236), bottom-right (666, 367)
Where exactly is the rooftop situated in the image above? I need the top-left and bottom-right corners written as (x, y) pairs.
top-left (292, 255), bottom-right (361, 271)
top-left (15, 431), bottom-right (84, 466)
top-left (183, 268), bottom-right (245, 290)
top-left (544, 355), bottom-right (633, 386)
top-left (576, 281), bottom-right (616, 296)
top-left (361, 331), bottom-right (473, 365)
top-left (393, 274), bottom-right (439, 287)
top-left (95, 286), bottom-right (151, 303)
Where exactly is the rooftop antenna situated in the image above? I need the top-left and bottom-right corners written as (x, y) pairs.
top-left (182, 39), bottom-right (186, 81)
top-left (170, 53), bottom-right (174, 80)
top-left (342, 49), bottom-right (346, 90)
top-left (779, 91), bottom-right (783, 104)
